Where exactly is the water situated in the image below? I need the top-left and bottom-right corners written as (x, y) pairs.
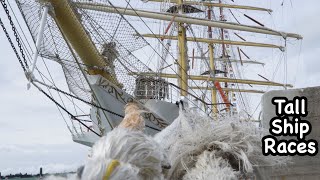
top-left (8, 178), bottom-right (37, 180)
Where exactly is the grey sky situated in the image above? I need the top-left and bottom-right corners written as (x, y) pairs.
top-left (0, 42), bottom-right (89, 174)
top-left (0, 1), bottom-right (89, 175)
top-left (0, 0), bottom-right (319, 176)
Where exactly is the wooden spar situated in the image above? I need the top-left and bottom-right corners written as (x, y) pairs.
top-left (214, 81), bottom-right (231, 109)
top-left (47, 0), bottom-right (121, 86)
top-left (229, 9), bottom-right (241, 24)
top-left (159, 64), bottom-right (173, 71)
top-left (76, 3), bottom-right (303, 39)
top-left (139, 34), bottom-right (285, 50)
top-left (258, 74), bottom-right (270, 81)
top-left (192, 48), bottom-right (195, 69)
top-left (244, 14), bottom-right (265, 27)
top-left (145, 0), bottom-right (273, 13)
top-left (177, 0), bottom-right (188, 96)
top-left (237, 47), bottom-right (243, 66)
top-left (234, 32), bottom-right (246, 41)
top-left (192, 57), bottom-right (265, 65)
top-left (190, 87), bottom-right (265, 94)
top-left (209, 44), bottom-right (218, 115)
top-left (207, 8), bottom-right (218, 117)
top-left (164, 15), bottom-right (175, 35)
top-left (128, 72), bottom-right (294, 87)
top-left (240, 48), bottom-right (251, 59)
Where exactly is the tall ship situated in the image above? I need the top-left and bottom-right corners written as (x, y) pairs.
top-left (0, 0), bottom-right (302, 146)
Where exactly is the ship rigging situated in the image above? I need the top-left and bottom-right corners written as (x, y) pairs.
top-left (0, 0), bottom-right (302, 146)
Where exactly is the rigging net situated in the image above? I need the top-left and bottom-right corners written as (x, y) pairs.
top-left (15, 0), bottom-right (154, 102)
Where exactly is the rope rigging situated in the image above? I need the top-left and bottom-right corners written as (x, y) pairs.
top-left (0, 0), bottom-right (298, 133)
top-left (114, 0), bottom-right (220, 108)
top-left (32, 82), bottom-right (102, 137)
top-left (0, 2), bottom-right (28, 72)
top-left (0, 0), bottom-right (165, 132)
top-left (1, 8), bottom-right (161, 134)
top-left (1, 0), bottom-right (99, 135)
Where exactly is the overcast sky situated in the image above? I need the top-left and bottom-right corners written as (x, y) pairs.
top-left (0, 0), bottom-right (319, 176)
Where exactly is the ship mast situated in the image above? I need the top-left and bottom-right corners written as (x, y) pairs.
top-left (219, 0), bottom-right (230, 113)
top-left (207, 7), bottom-right (218, 116)
top-left (177, 0), bottom-right (189, 97)
top-left (219, 0), bottom-right (230, 112)
top-left (37, 0), bottom-right (302, 116)
top-left (44, 0), bottom-right (121, 87)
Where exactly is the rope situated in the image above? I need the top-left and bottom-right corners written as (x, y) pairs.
top-left (33, 80), bottom-right (162, 132)
top-left (109, 0), bottom-right (216, 105)
top-left (36, 79), bottom-right (125, 118)
top-left (32, 82), bottom-right (102, 137)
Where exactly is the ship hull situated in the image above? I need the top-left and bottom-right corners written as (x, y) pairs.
top-left (72, 75), bottom-right (179, 146)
